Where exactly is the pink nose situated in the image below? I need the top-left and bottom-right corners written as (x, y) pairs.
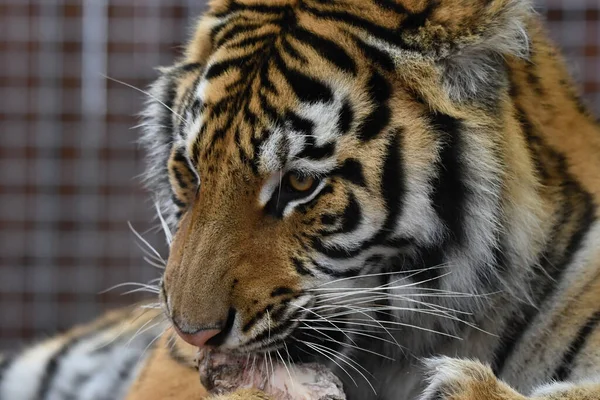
top-left (174, 326), bottom-right (221, 348)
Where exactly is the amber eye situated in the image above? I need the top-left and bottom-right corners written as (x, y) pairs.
top-left (288, 173), bottom-right (315, 192)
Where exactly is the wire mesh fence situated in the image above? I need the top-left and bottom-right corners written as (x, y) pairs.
top-left (0, 0), bottom-right (598, 350)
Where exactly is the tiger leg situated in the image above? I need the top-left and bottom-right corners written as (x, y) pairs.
top-left (420, 357), bottom-right (600, 400)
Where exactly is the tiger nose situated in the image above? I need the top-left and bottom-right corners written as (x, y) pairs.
top-left (173, 325), bottom-right (221, 348)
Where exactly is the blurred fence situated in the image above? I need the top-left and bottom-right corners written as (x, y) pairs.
top-left (0, 0), bottom-right (598, 350)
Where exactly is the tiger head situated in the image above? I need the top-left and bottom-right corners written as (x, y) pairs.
top-left (142, 0), bottom-right (546, 361)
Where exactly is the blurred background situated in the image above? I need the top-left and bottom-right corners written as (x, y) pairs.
top-left (0, 0), bottom-right (598, 350)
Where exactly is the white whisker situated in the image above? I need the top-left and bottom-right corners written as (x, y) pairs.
top-left (128, 221), bottom-right (166, 264)
top-left (306, 341), bottom-right (377, 395)
top-left (298, 340), bottom-right (358, 388)
top-left (299, 321), bottom-right (394, 360)
top-left (154, 201), bottom-right (173, 245)
top-left (103, 74), bottom-right (185, 123)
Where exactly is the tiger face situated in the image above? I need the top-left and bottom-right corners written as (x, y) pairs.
top-left (142, 0), bottom-right (544, 362)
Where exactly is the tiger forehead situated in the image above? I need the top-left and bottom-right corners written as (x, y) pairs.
top-left (182, 0), bottom-right (450, 174)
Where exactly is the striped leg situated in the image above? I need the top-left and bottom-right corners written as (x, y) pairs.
top-left (0, 306), bottom-right (166, 400)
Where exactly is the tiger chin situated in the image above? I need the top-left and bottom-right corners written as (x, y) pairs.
top-left (3, 0), bottom-right (600, 399)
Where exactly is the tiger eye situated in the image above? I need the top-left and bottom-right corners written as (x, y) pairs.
top-left (288, 173), bottom-right (315, 192)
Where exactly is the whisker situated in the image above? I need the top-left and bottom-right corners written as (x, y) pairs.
top-left (297, 326), bottom-right (399, 347)
top-left (315, 302), bottom-right (471, 328)
top-left (266, 310), bottom-right (275, 391)
top-left (128, 221), bottom-right (166, 264)
top-left (120, 287), bottom-right (160, 296)
top-left (320, 318), bottom-right (463, 340)
top-left (103, 74), bottom-right (185, 123)
top-left (298, 340), bottom-right (358, 388)
top-left (138, 324), bottom-right (169, 363)
top-left (127, 319), bottom-right (163, 347)
top-left (306, 341), bottom-right (377, 395)
top-left (98, 282), bottom-right (159, 295)
top-left (298, 322), bottom-right (394, 360)
top-left (309, 271), bottom-right (453, 295)
top-left (136, 242), bottom-right (166, 266)
top-left (154, 201), bottom-right (173, 246)
top-left (317, 264), bottom-right (449, 287)
top-left (276, 349), bottom-right (295, 391)
top-left (294, 305), bottom-right (357, 346)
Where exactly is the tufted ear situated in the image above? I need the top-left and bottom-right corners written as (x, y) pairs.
top-left (394, 0), bottom-right (533, 101)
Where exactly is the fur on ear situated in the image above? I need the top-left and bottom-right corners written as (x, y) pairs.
top-left (394, 0), bottom-right (533, 101)
top-left (436, 0), bottom-right (532, 101)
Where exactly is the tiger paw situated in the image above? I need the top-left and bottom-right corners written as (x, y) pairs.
top-left (420, 357), bottom-right (527, 400)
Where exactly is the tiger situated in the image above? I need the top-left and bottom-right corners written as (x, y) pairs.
top-left (2, 0), bottom-right (600, 399)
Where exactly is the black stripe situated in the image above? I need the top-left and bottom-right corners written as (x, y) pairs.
top-left (553, 310), bottom-right (600, 380)
top-left (242, 304), bottom-right (274, 333)
top-left (259, 61), bottom-right (278, 94)
top-left (213, 22), bottom-right (264, 48)
top-left (284, 68), bottom-right (333, 104)
top-left (171, 193), bottom-right (187, 209)
top-left (179, 62), bottom-right (203, 73)
top-left (287, 111), bottom-right (314, 134)
top-left (296, 142), bottom-right (336, 160)
top-left (312, 238), bottom-right (362, 259)
top-left (228, 32), bottom-right (276, 50)
top-left (286, 111), bottom-right (335, 160)
top-left (292, 27), bottom-right (356, 75)
top-left (352, 35), bottom-right (394, 71)
top-left (251, 312), bottom-right (298, 343)
top-left (171, 166), bottom-right (188, 190)
top-left (404, 245), bottom-right (444, 289)
top-left (492, 104), bottom-right (596, 375)
top-left (280, 37), bottom-right (308, 63)
top-left (357, 71), bottom-right (391, 142)
top-left (313, 261), bottom-right (362, 278)
top-left (269, 299), bottom-right (291, 322)
top-left (292, 257), bottom-right (313, 276)
top-left (369, 131), bottom-right (404, 243)
top-left (337, 100), bottom-right (354, 134)
top-left (271, 287), bottom-right (294, 297)
top-left (331, 158), bottom-right (366, 187)
top-left (204, 55), bottom-right (249, 80)
top-left (190, 98), bottom-right (203, 119)
top-left (321, 192), bottom-right (362, 237)
top-left (312, 132), bottom-right (404, 259)
top-left (37, 318), bottom-right (120, 399)
top-left (340, 193), bottom-right (361, 233)
top-left (320, 214), bottom-right (336, 226)
top-left (299, 3), bottom-right (413, 50)
top-left (429, 111), bottom-right (466, 245)
top-left (376, 0), bottom-right (436, 30)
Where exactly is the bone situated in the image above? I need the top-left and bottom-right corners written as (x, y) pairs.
top-left (197, 349), bottom-right (346, 400)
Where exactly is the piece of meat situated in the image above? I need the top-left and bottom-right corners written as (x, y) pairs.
top-left (197, 349), bottom-right (346, 400)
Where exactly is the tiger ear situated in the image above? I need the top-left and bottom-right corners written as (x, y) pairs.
top-left (399, 0), bottom-right (533, 101)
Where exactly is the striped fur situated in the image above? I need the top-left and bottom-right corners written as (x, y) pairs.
top-left (0, 306), bottom-right (168, 400)
top-left (4, 0), bottom-right (600, 399)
